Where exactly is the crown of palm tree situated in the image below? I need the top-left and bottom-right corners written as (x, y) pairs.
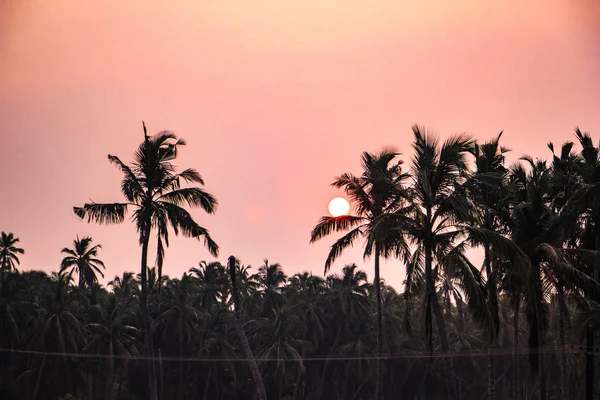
top-left (0, 232), bottom-right (25, 272)
top-left (73, 126), bottom-right (219, 284)
top-left (60, 236), bottom-right (105, 289)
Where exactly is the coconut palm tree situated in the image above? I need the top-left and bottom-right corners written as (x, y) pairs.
top-left (0, 232), bottom-right (25, 295)
top-left (73, 123), bottom-right (219, 400)
top-left (256, 259), bottom-right (288, 316)
top-left (508, 156), bottom-right (600, 400)
top-left (154, 273), bottom-right (201, 399)
top-left (371, 127), bottom-right (525, 399)
top-left (29, 271), bottom-right (87, 400)
top-left (227, 256), bottom-right (267, 400)
top-left (569, 128), bottom-right (600, 281)
top-left (59, 236), bottom-right (105, 289)
top-left (85, 297), bottom-right (140, 399)
top-left (190, 261), bottom-right (228, 312)
top-left (466, 133), bottom-right (513, 400)
top-left (310, 148), bottom-right (409, 400)
top-left (109, 272), bottom-right (138, 309)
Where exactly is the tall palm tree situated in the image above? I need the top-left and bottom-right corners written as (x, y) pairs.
top-left (310, 148), bottom-right (408, 400)
top-left (0, 232), bottom-right (25, 295)
top-left (372, 127), bottom-right (521, 399)
top-left (227, 256), bottom-right (267, 400)
top-left (508, 156), bottom-right (599, 400)
top-left (466, 133), bottom-right (513, 400)
top-left (59, 236), bottom-right (105, 289)
top-left (73, 123), bottom-right (219, 400)
top-left (571, 128), bottom-right (600, 281)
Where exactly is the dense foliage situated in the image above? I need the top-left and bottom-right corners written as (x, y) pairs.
top-left (2, 125), bottom-right (600, 400)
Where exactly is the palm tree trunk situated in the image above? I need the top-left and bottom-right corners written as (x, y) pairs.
top-left (488, 346), bottom-right (495, 400)
top-left (227, 256), bottom-right (268, 400)
top-left (79, 267), bottom-right (85, 289)
top-left (484, 243), bottom-right (497, 400)
top-left (557, 290), bottom-right (568, 399)
top-left (31, 355), bottom-right (46, 400)
top-left (425, 241), bottom-right (455, 400)
top-left (0, 263), bottom-right (4, 298)
top-left (179, 336), bottom-right (185, 399)
top-left (374, 250), bottom-right (384, 400)
top-left (594, 214), bottom-right (600, 282)
top-left (139, 229), bottom-right (158, 400)
top-left (203, 367), bottom-right (212, 400)
top-left (513, 297), bottom-right (521, 400)
top-left (403, 289), bottom-right (414, 337)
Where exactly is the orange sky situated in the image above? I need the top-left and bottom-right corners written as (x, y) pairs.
top-left (1, 0), bottom-right (599, 288)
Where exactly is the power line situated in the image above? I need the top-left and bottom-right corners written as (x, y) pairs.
top-left (0, 345), bottom-right (589, 362)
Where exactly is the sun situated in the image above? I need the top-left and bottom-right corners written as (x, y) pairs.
top-left (328, 197), bottom-right (350, 217)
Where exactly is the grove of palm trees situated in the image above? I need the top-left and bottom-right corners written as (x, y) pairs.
top-left (3, 124), bottom-right (600, 400)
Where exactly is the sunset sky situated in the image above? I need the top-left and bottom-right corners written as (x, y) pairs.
top-left (1, 0), bottom-right (599, 288)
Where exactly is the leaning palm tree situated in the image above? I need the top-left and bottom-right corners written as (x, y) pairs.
top-left (0, 232), bottom-right (25, 295)
top-left (310, 148), bottom-right (409, 400)
top-left (73, 123), bottom-right (219, 400)
top-left (59, 236), bottom-right (105, 289)
top-left (227, 256), bottom-right (267, 400)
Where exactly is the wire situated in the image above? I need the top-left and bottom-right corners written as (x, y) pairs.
top-left (0, 345), bottom-right (590, 362)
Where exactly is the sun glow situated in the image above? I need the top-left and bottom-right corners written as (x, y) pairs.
top-left (328, 197), bottom-right (350, 217)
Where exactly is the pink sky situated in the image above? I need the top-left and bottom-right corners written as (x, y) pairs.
top-left (1, 0), bottom-right (599, 288)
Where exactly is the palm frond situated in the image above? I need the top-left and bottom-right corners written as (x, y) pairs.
top-left (309, 215), bottom-right (364, 243)
top-left (158, 188), bottom-right (217, 214)
top-left (73, 203), bottom-right (128, 225)
top-left (323, 227), bottom-right (364, 273)
top-left (161, 202), bottom-right (219, 256)
top-left (108, 155), bottom-right (143, 202)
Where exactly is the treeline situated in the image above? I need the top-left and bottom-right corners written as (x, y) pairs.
top-left (2, 124), bottom-right (600, 400)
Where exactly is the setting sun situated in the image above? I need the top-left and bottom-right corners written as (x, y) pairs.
top-left (328, 197), bottom-right (350, 217)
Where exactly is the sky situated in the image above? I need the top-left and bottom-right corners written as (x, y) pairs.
top-left (1, 0), bottom-right (600, 289)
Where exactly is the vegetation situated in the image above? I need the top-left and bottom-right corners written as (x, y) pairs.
top-left (2, 125), bottom-right (600, 400)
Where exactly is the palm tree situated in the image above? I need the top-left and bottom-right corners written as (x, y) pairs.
top-left (227, 256), bottom-right (267, 400)
top-left (73, 123), bottom-right (219, 400)
top-left (570, 128), bottom-right (600, 281)
top-left (256, 259), bottom-right (288, 316)
top-left (466, 133), bottom-right (512, 400)
top-left (508, 156), bottom-right (600, 400)
top-left (0, 232), bottom-right (25, 295)
top-left (154, 273), bottom-right (201, 399)
top-left (248, 305), bottom-right (306, 400)
top-left (85, 297), bottom-right (140, 399)
top-left (372, 126), bottom-right (521, 399)
top-left (310, 148), bottom-right (408, 400)
top-left (59, 236), bottom-right (105, 289)
top-left (29, 271), bottom-right (87, 400)
top-left (190, 261), bottom-right (228, 312)
top-left (109, 272), bottom-right (138, 308)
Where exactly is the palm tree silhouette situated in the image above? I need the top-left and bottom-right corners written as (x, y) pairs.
top-left (0, 232), bottom-right (24, 295)
top-left (73, 123), bottom-right (218, 400)
top-left (310, 148), bottom-right (408, 400)
top-left (60, 236), bottom-right (105, 289)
